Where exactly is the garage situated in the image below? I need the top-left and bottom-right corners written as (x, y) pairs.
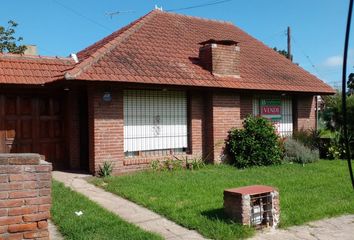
top-left (0, 94), bottom-right (67, 169)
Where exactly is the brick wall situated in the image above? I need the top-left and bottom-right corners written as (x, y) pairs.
top-left (88, 87), bottom-right (124, 175)
top-left (0, 154), bottom-right (51, 240)
top-left (189, 91), bottom-right (204, 156)
top-left (204, 91), bottom-right (241, 163)
top-left (199, 43), bottom-right (240, 77)
top-left (295, 95), bottom-right (316, 131)
top-left (240, 94), bottom-right (253, 120)
top-left (84, 88), bottom-right (319, 172)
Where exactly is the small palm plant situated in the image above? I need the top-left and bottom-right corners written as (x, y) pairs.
top-left (98, 161), bottom-right (113, 177)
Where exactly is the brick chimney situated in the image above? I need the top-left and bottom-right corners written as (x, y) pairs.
top-left (199, 39), bottom-right (240, 77)
top-left (24, 45), bottom-right (37, 56)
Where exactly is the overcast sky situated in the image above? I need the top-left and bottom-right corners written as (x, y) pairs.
top-left (1, 0), bottom-right (351, 87)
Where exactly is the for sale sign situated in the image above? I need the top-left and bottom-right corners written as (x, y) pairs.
top-left (260, 99), bottom-right (282, 120)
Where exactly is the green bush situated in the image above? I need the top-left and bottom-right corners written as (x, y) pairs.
top-left (283, 138), bottom-right (319, 164)
top-left (321, 93), bottom-right (354, 157)
top-left (326, 130), bottom-right (347, 159)
top-left (322, 93), bottom-right (354, 133)
top-left (292, 129), bottom-right (320, 150)
top-left (228, 116), bottom-right (282, 168)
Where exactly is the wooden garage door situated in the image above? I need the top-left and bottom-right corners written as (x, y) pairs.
top-left (0, 95), bottom-right (66, 169)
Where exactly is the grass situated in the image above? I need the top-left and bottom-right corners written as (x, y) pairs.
top-left (51, 180), bottom-right (162, 240)
top-left (92, 160), bottom-right (354, 240)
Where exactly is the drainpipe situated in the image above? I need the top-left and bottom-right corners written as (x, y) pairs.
top-left (315, 95), bottom-right (318, 131)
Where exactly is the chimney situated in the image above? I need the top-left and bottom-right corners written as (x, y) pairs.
top-left (24, 45), bottom-right (37, 56)
top-left (199, 39), bottom-right (240, 77)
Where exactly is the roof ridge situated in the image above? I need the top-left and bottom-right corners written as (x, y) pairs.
top-left (0, 53), bottom-right (73, 62)
top-left (65, 10), bottom-right (158, 80)
top-left (161, 10), bottom-right (234, 25)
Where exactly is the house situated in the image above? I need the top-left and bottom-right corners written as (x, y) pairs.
top-left (0, 10), bottom-right (335, 174)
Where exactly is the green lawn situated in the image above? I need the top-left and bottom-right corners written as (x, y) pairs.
top-left (51, 180), bottom-right (162, 240)
top-left (92, 160), bottom-right (354, 240)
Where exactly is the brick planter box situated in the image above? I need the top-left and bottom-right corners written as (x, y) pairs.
top-left (0, 154), bottom-right (52, 240)
top-left (224, 185), bottom-right (280, 229)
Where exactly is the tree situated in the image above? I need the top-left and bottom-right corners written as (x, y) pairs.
top-left (0, 20), bottom-right (26, 54)
top-left (348, 73), bottom-right (354, 94)
top-left (273, 47), bottom-right (293, 60)
top-left (321, 92), bottom-right (354, 158)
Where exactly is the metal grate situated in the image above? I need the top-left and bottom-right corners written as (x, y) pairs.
top-left (124, 90), bottom-right (188, 157)
top-left (252, 96), bottom-right (293, 136)
top-left (250, 193), bottom-right (273, 228)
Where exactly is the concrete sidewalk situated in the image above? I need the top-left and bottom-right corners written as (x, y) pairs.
top-left (48, 220), bottom-right (64, 240)
top-left (251, 215), bottom-right (354, 240)
top-left (52, 171), bottom-right (206, 240)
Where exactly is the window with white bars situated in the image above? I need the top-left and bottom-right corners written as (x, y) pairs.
top-left (252, 96), bottom-right (293, 136)
top-left (124, 90), bottom-right (188, 157)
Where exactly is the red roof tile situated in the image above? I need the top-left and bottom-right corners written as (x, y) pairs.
top-left (66, 10), bottom-right (334, 94)
top-left (0, 10), bottom-right (335, 94)
top-left (0, 54), bottom-right (74, 85)
top-left (225, 185), bottom-right (277, 196)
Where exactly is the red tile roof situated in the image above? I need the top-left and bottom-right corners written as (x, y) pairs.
top-left (65, 10), bottom-right (335, 94)
top-left (0, 10), bottom-right (335, 94)
top-left (0, 54), bottom-right (74, 85)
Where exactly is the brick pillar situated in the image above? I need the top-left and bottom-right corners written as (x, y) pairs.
top-left (0, 153), bottom-right (52, 239)
top-left (224, 185), bottom-right (280, 229)
top-left (189, 91), bottom-right (204, 156)
top-left (295, 95), bottom-right (316, 131)
top-left (204, 91), bottom-right (241, 163)
top-left (240, 94), bottom-right (253, 120)
top-left (88, 87), bottom-right (124, 175)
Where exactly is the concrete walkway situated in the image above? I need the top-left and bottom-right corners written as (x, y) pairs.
top-left (48, 220), bottom-right (64, 240)
top-left (52, 171), bottom-right (206, 240)
top-left (251, 215), bottom-right (354, 240)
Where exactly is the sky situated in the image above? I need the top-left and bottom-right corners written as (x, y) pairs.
top-left (1, 0), bottom-right (351, 87)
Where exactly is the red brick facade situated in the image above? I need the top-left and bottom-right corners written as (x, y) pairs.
top-left (189, 91), bottom-right (204, 156)
top-left (84, 88), bottom-right (317, 174)
top-left (240, 94), bottom-right (253, 120)
top-left (88, 87), bottom-right (124, 174)
top-left (0, 154), bottom-right (51, 240)
top-left (204, 91), bottom-right (241, 163)
top-left (295, 95), bottom-right (317, 131)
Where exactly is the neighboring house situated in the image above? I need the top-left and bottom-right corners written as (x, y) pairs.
top-left (0, 10), bottom-right (334, 174)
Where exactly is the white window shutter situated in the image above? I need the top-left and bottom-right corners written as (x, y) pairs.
top-left (124, 90), bottom-right (188, 152)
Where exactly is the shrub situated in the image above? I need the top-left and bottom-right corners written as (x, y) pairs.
top-left (150, 157), bottom-right (205, 171)
top-left (186, 158), bottom-right (205, 170)
top-left (163, 159), bottom-right (183, 171)
top-left (149, 159), bottom-right (183, 171)
top-left (292, 129), bottom-right (320, 150)
top-left (98, 161), bottom-right (113, 177)
top-left (283, 138), bottom-right (319, 164)
top-left (321, 93), bottom-right (354, 157)
top-left (228, 116), bottom-right (282, 168)
top-left (326, 131), bottom-right (346, 159)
